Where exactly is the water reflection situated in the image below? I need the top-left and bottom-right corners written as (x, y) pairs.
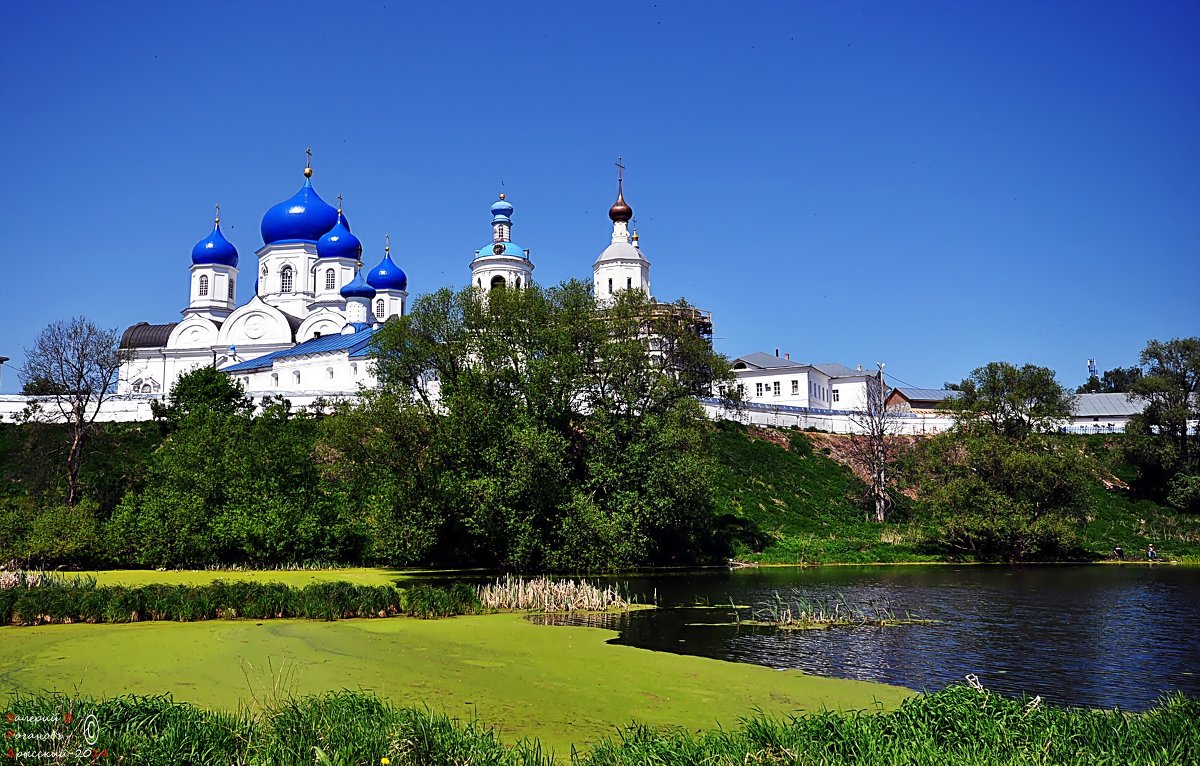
top-left (527, 565), bottom-right (1200, 710)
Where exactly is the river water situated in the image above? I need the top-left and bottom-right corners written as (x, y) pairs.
top-left (531, 565), bottom-right (1200, 710)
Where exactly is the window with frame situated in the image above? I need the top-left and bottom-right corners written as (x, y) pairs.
top-left (791, 380), bottom-right (798, 395)
top-left (293, 371), bottom-right (301, 385)
top-left (626, 277), bottom-right (632, 290)
top-left (227, 281), bottom-right (234, 300)
top-left (375, 299), bottom-right (385, 318)
top-left (325, 268), bottom-right (336, 291)
top-left (773, 381), bottom-right (781, 396)
top-left (198, 275), bottom-right (209, 296)
top-left (755, 382), bottom-right (763, 396)
top-left (832, 389), bottom-right (840, 403)
top-left (737, 384), bottom-right (745, 395)
top-left (280, 266), bottom-right (294, 293)
top-left (608, 278), bottom-right (613, 294)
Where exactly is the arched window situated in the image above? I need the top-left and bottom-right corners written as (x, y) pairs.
top-left (325, 268), bottom-right (336, 291)
top-left (516, 276), bottom-right (522, 288)
top-left (350, 363), bottom-right (358, 377)
top-left (280, 266), bottom-right (294, 293)
top-left (490, 275), bottom-right (506, 289)
top-left (293, 371), bottom-right (301, 385)
top-left (375, 299), bottom-right (385, 319)
top-left (627, 277), bottom-right (632, 290)
top-left (198, 275), bottom-right (209, 296)
top-left (227, 280), bottom-right (235, 300)
top-left (271, 373), bottom-right (279, 388)
top-left (607, 278), bottom-right (613, 294)
top-left (326, 367), bottom-right (334, 380)
top-left (141, 384), bottom-right (153, 394)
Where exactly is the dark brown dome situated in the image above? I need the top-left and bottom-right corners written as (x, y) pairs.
top-left (608, 184), bottom-right (633, 223)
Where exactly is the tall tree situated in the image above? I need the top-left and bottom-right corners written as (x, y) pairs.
top-left (362, 280), bottom-right (734, 570)
top-left (845, 370), bottom-right (903, 523)
top-left (1125, 337), bottom-right (1200, 510)
top-left (916, 362), bottom-right (1089, 560)
top-left (21, 317), bottom-right (122, 505)
top-left (945, 361), bottom-right (1074, 438)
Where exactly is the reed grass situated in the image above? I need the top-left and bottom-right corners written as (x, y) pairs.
top-left (0, 575), bottom-right (482, 626)
top-left (477, 575), bottom-right (631, 612)
top-left (2, 685), bottom-right (1194, 765)
top-left (748, 589), bottom-right (929, 629)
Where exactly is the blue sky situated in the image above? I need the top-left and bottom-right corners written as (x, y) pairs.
top-left (1, 1), bottom-right (1197, 393)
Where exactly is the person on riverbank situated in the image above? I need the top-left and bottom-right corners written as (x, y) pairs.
top-left (1147, 544), bottom-right (1158, 562)
top-left (1113, 546), bottom-right (1124, 561)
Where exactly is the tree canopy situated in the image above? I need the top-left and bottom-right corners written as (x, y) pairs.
top-left (914, 361), bottom-right (1090, 560)
top-left (331, 280), bottom-right (735, 570)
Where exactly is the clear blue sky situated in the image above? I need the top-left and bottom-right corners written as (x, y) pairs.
top-left (2, 1), bottom-right (1197, 393)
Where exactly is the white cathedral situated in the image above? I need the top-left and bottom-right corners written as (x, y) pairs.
top-left (118, 159), bottom-right (658, 399)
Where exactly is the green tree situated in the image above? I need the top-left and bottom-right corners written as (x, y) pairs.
top-left (359, 280), bottom-right (732, 570)
top-left (152, 366), bottom-right (252, 431)
top-left (944, 361), bottom-right (1074, 438)
top-left (1125, 337), bottom-right (1200, 510)
top-left (917, 362), bottom-right (1090, 560)
top-left (111, 398), bottom-right (361, 567)
top-left (1076, 366), bottom-right (1143, 394)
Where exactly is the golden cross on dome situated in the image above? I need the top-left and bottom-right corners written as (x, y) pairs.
top-left (304, 147), bottom-right (313, 177)
top-left (615, 155), bottom-right (625, 183)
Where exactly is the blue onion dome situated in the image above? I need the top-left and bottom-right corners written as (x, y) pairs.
top-left (340, 269), bottom-right (376, 300)
top-left (366, 247), bottom-right (408, 291)
top-left (260, 167), bottom-right (339, 245)
top-left (191, 214), bottom-right (239, 267)
top-left (491, 194), bottom-right (514, 224)
top-left (317, 210), bottom-right (361, 260)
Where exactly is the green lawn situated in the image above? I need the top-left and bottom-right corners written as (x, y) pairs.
top-left (0, 613), bottom-right (910, 753)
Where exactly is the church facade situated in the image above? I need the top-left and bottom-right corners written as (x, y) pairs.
top-left (118, 159), bottom-right (663, 400)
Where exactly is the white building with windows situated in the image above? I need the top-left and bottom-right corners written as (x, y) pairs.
top-left (728, 352), bottom-right (883, 412)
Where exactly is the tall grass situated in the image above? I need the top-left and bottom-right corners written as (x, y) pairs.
top-left (0, 576), bottom-right (481, 626)
top-left (2, 685), bottom-right (1195, 765)
top-left (478, 575), bottom-right (630, 612)
top-left (749, 589), bottom-right (925, 629)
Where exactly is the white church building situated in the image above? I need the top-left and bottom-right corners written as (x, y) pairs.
top-left (116, 159), bottom-right (670, 404)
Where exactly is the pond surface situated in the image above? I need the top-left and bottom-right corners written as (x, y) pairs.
top-left (525, 565), bottom-right (1199, 710)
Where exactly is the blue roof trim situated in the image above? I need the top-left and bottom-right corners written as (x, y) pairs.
top-left (222, 328), bottom-right (378, 373)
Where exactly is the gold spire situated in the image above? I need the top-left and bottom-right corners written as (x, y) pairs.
top-left (337, 193), bottom-right (343, 213)
top-left (499, 192), bottom-right (506, 201)
top-left (385, 233), bottom-right (391, 255)
top-left (304, 147), bottom-right (313, 178)
top-left (214, 203), bottom-right (220, 225)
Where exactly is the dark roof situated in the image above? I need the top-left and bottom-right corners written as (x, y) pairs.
top-left (1071, 393), bottom-right (1145, 418)
top-left (733, 353), bottom-right (875, 378)
top-left (733, 352), bottom-right (797, 369)
top-left (812, 363), bottom-right (873, 379)
top-left (891, 387), bottom-right (962, 403)
top-left (119, 322), bottom-right (178, 349)
top-left (223, 328), bottom-right (378, 373)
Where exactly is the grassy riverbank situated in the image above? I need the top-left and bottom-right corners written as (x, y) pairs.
top-left (713, 422), bottom-right (1200, 564)
top-left (0, 612), bottom-right (909, 752)
top-left (5, 684), bottom-right (1194, 765)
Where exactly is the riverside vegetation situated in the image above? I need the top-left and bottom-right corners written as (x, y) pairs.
top-left (4, 295), bottom-right (1198, 569)
top-left (4, 685), bottom-right (1196, 765)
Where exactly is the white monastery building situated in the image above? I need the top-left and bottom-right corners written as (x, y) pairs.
top-left (114, 157), bottom-right (684, 405)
